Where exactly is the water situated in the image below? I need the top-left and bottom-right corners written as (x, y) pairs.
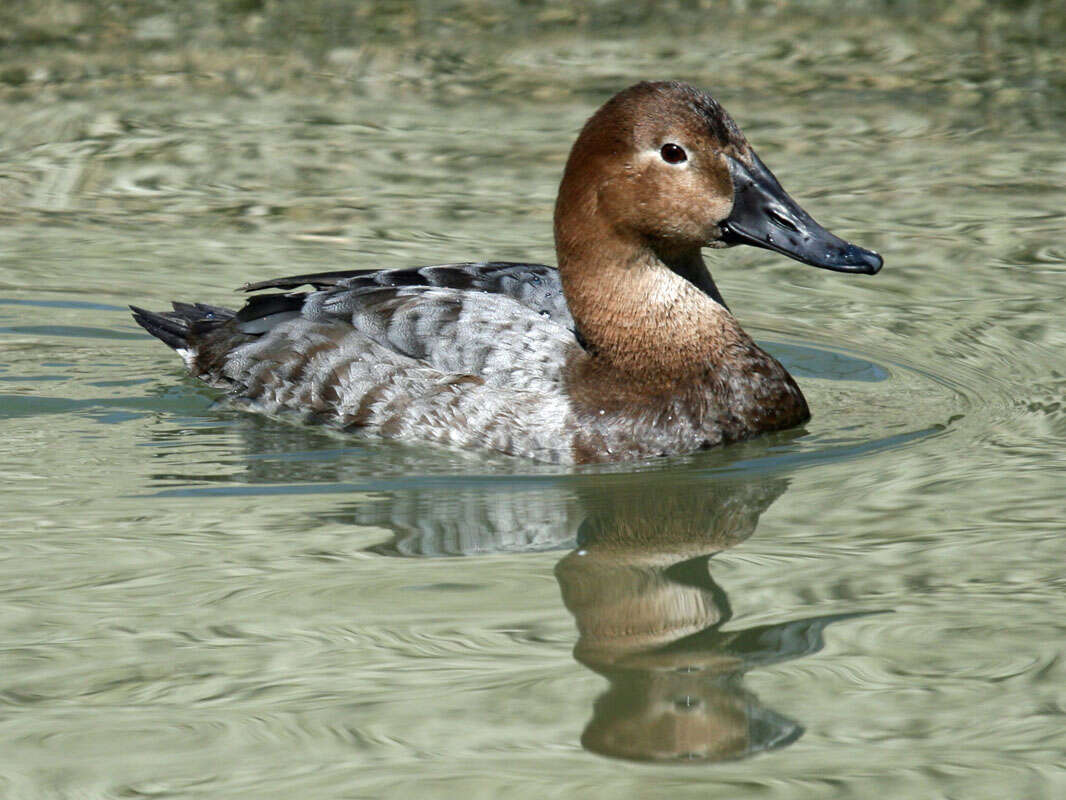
top-left (2, 1), bottom-right (1066, 797)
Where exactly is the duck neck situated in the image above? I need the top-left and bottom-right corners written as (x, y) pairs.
top-left (557, 219), bottom-right (750, 383)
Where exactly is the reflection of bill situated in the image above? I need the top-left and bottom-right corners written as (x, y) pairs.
top-left (556, 477), bottom-right (877, 763)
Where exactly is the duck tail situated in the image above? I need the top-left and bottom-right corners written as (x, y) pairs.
top-left (130, 302), bottom-right (236, 358)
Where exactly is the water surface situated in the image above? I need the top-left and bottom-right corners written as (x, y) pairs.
top-left (2, 2), bottom-right (1066, 798)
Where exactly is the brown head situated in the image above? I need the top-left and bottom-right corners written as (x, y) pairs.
top-left (555, 81), bottom-right (751, 261)
top-left (553, 81), bottom-right (881, 379)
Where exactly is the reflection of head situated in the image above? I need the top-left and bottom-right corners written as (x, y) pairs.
top-left (582, 674), bottom-right (802, 763)
top-left (556, 475), bottom-right (812, 763)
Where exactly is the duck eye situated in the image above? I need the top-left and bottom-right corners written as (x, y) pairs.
top-left (660, 143), bottom-right (687, 164)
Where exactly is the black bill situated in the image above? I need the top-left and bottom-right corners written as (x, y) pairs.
top-left (721, 152), bottom-right (883, 274)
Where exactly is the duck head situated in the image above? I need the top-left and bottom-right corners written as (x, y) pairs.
top-left (554, 81), bottom-right (882, 277)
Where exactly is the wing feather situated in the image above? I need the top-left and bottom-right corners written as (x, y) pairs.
top-left (240, 261), bottom-right (572, 327)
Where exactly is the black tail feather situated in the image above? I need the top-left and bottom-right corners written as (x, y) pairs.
top-left (130, 303), bottom-right (235, 351)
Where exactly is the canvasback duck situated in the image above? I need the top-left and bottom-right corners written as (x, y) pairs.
top-left (132, 81), bottom-right (882, 464)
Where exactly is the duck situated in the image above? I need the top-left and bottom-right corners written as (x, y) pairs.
top-left (131, 81), bottom-right (882, 464)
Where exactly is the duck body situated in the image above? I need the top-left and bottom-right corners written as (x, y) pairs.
top-left (132, 82), bottom-right (881, 464)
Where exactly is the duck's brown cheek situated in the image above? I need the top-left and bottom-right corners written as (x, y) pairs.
top-left (668, 197), bottom-right (727, 243)
top-left (670, 175), bottom-right (733, 242)
top-left (694, 196), bottom-right (734, 245)
top-left (639, 202), bottom-right (719, 244)
top-left (702, 179), bottom-right (735, 223)
top-left (637, 204), bottom-right (704, 242)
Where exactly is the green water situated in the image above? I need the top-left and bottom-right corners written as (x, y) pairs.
top-left (2, 2), bottom-right (1065, 797)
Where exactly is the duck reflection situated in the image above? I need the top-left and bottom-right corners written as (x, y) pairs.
top-left (352, 471), bottom-right (867, 762)
top-left (556, 477), bottom-right (866, 763)
top-left (200, 420), bottom-right (869, 763)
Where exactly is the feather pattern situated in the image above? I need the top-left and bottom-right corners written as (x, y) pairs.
top-left (136, 262), bottom-right (589, 463)
top-left (241, 261), bottom-right (573, 328)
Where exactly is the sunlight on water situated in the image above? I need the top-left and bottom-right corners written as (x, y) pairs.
top-left (2, 2), bottom-right (1066, 798)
